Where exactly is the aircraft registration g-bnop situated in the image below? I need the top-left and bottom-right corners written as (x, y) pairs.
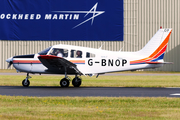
top-left (6, 28), bottom-right (172, 87)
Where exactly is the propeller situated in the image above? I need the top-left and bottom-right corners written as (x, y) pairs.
top-left (6, 57), bottom-right (13, 69)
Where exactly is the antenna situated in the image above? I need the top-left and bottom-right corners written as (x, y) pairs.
top-left (119, 41), bottom-right (125, 52)
top-left (98, 42), bottom-right (104, 49)
top-left (119, 45), bottom-right (124, 52)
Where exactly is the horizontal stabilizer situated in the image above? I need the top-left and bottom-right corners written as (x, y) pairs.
top-left (145, 61), bottom-right (173, 64)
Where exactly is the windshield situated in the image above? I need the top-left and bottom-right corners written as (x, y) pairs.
top-left (49, 48), bottom-right (68, 57)
top-left (38, 46), bottom-right (52, 55)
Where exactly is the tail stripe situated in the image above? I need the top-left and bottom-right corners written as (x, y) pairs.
top-left (151, 53), bottom-right (165, 62)
top-left (152, 45), bottom-right (167, 59)
top-left (130, 30), bottom-right (172, 65)
top-left (149, 30), bottom-right (171, 58)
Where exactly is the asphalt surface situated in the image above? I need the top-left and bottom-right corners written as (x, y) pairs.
top-left (0, 72), bottom-right (180, 97)
top-left (0, 86), bottom-right (180, 97)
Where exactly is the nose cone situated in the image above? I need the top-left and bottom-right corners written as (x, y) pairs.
top-left (6, 57), bottom-right (13, 63)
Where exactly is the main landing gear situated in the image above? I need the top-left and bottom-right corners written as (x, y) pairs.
top-left (21, 73), bottom-right (82, 88)
top-left (59, 67), bottom-right (82, 88)
top-left (72, 76), bottom-right (82, 87)
top-left (60, 75), bottom-right (82, 88)
top-left (60, 77), bottom-right (70, 87)
top-left (22, 73), bottom-right (31, 87)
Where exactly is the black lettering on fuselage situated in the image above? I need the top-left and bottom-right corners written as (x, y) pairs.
top-left (108, 59), bottom-right (113, 66)
top-left (115, 59), bottom-right (120, 66)
top-left (88, 59), bottom-right (127, 67)
top-left (88, 59), bottom-right (93, 66)
top-left (122, 59), bottom-right (127, 66)
top-left (102, 59), bottom-right (106, 66)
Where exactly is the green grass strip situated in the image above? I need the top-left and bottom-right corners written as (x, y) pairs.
top-left (0, 75), bottom-right (180, 87)
top-left (0, 96), bottom-right (180, 120)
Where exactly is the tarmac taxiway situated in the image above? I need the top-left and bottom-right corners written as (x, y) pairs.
top-left (0, 86), bottom-right (180, 97)
top-left (0, 72), bottom-right (180, 97)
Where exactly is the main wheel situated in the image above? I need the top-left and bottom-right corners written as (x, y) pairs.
top-left (60, 78), bottom-right (70, 87)
top-left (72, 77), bottom-right (81, 87)
top-left (22, 79), bottom-right (30, 87)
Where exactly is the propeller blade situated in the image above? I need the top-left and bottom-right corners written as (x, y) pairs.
top-left (7, 61), bottom-right (13, 69)
top-left (6, 57), bottom-right (13, 69)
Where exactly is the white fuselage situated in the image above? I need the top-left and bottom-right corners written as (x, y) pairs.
top-left (12, 44), bottom-right (162, 75)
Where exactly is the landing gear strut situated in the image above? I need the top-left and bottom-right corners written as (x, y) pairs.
top-left (60, 67), bottom-right (82, 87)
top-left (60, 67), bottom-right (70, 87)
top-left (22, 73), bottom-right (31, 87)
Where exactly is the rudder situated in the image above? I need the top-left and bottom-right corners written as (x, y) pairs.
top-left (137, 28), bottom-right (172, 61)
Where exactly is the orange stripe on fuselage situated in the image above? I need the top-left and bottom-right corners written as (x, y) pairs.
top-left (13, 59), bottom-right (85, 64)
top-left (13, 60), bottom-right (41, 64)
top-left (70, 60), bottom-right (85, 63)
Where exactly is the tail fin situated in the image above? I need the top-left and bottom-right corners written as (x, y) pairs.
top-left (130, 28), bottom-right (172, 65)
top-left (138, 28), bottom-right (172, 61)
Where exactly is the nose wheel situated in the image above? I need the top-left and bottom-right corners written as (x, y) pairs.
top-left (22, 79), bottom-right (30, 87)
top-left (22, 73), bottom-right (31, 87)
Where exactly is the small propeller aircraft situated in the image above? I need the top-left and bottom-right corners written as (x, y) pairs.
top-left (6, 28), bottom-right (172, 87)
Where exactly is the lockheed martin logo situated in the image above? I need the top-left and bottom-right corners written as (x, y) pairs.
top-left (0, 2), bottom-right (105, 29)
top-left (53, 2), bottom-right (105, 29)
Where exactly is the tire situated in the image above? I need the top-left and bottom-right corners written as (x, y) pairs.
top-left (60, 78), bottom-right (70, 87)
top-left (22, 79), bottom-right (30, 87)
top-left (72, 77), bottom-right (81, 87)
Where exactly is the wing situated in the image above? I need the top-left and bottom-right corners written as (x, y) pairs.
top-left (38, 55), bottom-right (82, 75)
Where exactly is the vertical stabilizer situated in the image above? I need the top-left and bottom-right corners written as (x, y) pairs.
top-left (137, 28), bottom-right (172, 60)
top-left (130, 29), bottom-right (172, 65)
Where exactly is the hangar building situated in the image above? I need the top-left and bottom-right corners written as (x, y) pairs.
top-left (0, 0), bottom-right (180, 71)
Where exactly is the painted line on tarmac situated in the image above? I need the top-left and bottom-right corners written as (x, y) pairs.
top-left (170, 93), bottom-right (180, 96)
top-left (166, 87), bottom-right (180, 89)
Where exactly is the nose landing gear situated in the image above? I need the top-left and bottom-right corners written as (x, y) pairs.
top-left (22, 73), bottom-right (31, 87)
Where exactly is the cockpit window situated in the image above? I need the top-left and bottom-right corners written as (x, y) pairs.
top-left (38, 46), bottom-right (52, 55)
top-left (49, 48), bottom-right (68, 58)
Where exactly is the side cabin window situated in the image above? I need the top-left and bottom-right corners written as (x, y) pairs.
top-left (71, 50), bottom-right (83, 58)
top-left (86, 52), bottom-right (95, 58)
top-left (49, 48), bottom-right (68, 58)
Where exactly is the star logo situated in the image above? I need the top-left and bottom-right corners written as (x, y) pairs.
top-left (53, 2), bottom-right (105, 29)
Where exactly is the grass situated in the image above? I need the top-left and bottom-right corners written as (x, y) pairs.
top-left (0, 69), bottom-right (17, 73)
top-left (0, 96), bottom-right (180, 120)
top-left (0, 75), bottom-right (180, 87)
top-left (1, 71), bottom-right (180, 119)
